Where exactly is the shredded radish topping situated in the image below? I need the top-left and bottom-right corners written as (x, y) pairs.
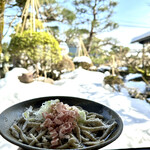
top-left (42, 102), bottom-right (79, 147)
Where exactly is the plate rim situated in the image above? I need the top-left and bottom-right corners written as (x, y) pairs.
top-left (0, 96), bottom-right (123, 150)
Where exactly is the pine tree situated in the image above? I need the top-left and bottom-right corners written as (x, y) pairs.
top-left (73, 0), bottom-right (118, 52)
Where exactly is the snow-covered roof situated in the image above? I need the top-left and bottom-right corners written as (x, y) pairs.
top-left (131, 31), bottom-right (150, 44)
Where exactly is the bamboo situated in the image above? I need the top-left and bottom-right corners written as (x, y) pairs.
top-left (30, 0), bottom-right (33, 32)
top-left (17, 0), bottom-right (41, 34)
top-left (34, 0), bottom-right (39, 20)
top-left (16, 0), bottom-right (30, 34)
top-left (142, 76), bottom-right (149, 85)
top-left (32, 0), bottom-right (35, 32)
top-left (36, 0), bottom-right (41, 9)
top-left (78, 39), bottom-right (81, 56)
top-left (76, 36), bottom-right (90, 58)
top-left (80, 37), bottom-right (90, 57)
top-left (112, 55), bottom-right (115, 76)
top-left (21, 0), bottom-right (31, 34)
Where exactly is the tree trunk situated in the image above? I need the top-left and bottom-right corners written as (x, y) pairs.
top-left (142, 44), bottom-right (146, 76)
top-left (35, 63), bottom-right (39, 78)
top-left (87, 29), bottom-right (94, 53)
top-left (112, 55), bottom-right (116, 76)
top-left (86, 0), bottom-right (97, 53)
top-left (0, 0), bottom-right (5, 54)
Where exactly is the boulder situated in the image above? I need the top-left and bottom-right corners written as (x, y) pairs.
top-left (18, 72), bottom-right (34, 83)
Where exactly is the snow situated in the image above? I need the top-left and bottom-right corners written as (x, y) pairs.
top-left (73, 56), bottom-right (92, 64)
top-left (0, 67), bottom-right (150, 150)
top-left (124, 81), bottom-right (146, 93)
top-left (59, 42), bottom-right (69, 56)
top-left (118, 66), bottom-right (128, 71)
top-left (97, 65), bottom-right (111, 71)
top-left (125, 73), bottom-right (142, 81)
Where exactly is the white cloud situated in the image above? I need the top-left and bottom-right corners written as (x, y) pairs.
top-left (98, 26), bottom-right (150, 50)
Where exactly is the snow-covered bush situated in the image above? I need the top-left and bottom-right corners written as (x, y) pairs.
top-left (73, 56), bottom-right (93, 70)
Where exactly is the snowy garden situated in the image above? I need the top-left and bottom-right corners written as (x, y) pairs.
top-left (0, 66), bottom-right (150, 150)
top-left (1, 0), bottom-right (150, 149)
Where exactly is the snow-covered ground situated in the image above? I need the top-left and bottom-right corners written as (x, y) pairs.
top-left (0, 67), bottom-right (150, 150)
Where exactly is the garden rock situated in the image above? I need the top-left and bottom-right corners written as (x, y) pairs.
top-left (18, 72), bottom-right (34, 83)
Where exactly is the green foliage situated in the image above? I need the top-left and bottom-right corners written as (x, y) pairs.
top-left (41, 0), bottom-right (76, 24)
top-left (104, 75), bottom-right (123, 92)
top-left (1, 43), bottom-right (10, 63)
top-left (15, 0), bottom-right (26, 9)
top-left (61, 8), bottom-right (76, 24)
top-left (15, 18), bottom-right (44, 34)
top-left (73, 0), bottom-right (118, 52)
top-left (85, 37), bottom-right (110, 66)
top-left (135, 66), bottom-right (150, 77)
top-left (9, 0), bottom-right (76, 43)
top-left (2, 42), bottom-right (9, 53)
top-left (85, 37), bottom-right (102, 52)
top-left (52, 56), bottom-right (75, 72)
top-left (40, 0), bottom-right (56, 5)
top-left (9, 30), bottom-right (62, 65)
top-left (47, 26), bottom-right (59, 40)
top-left (74, 61), bottom-right (92, 70)
top-left (40, 0), bottom-right (76, 41)
top-left (104, 75), bottom-right (123, 86)
top-left (73, 0), bottom-right (118, 32)
top-left (65, 28), bottom-right (89, 46)
top-left (91, 55), bottom-right (111, 66)
top-left (110, 45), bottom-right (130, 55)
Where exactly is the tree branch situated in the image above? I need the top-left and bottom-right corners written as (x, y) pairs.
top-left (3, 13), bottom-right (18, 37)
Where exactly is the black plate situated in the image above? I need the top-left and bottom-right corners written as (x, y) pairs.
top-left (0, 96), bottom-right (123, 150)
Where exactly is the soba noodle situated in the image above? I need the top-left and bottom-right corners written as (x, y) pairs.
top-left (9, 99), bottom-right (117, 149)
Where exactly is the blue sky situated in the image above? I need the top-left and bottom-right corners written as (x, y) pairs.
top-left (98, 0), bottom-right (150, 49)
top-left (114, 0), bottom-right (150, 28)
top-left (3, 0), bottom-right (150, 49)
